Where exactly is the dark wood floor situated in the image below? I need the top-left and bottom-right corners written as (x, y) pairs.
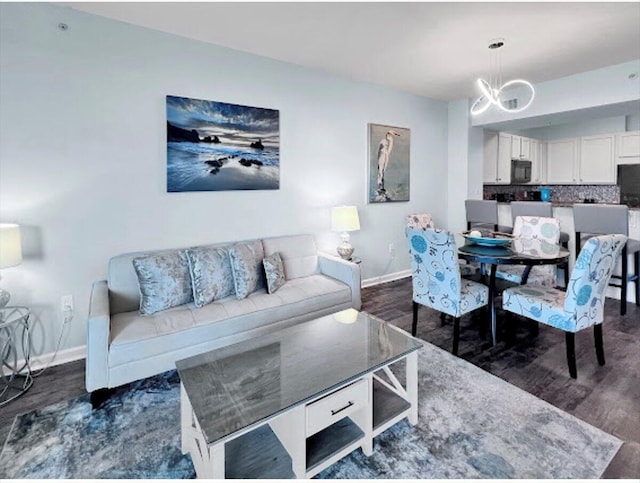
top-left (1, 278), bottom-right (638, 478)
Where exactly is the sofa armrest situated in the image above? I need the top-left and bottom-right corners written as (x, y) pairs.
top-left (318, 254), bottom-right (361, 310)
top-left (86, 280), bottom-right (111, 392)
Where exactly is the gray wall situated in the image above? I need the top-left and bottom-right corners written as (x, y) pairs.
top-left (0, 3), bottom-right (448, 355)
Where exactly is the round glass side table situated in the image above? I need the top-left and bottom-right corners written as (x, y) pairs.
top-left (0, 306), bottom-right (33, 407)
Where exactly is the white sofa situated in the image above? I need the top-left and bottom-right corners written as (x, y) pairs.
top-left (86, 234), bottom-right (361, 396)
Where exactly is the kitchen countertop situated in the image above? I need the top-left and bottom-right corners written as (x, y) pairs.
top-left (494, 201), bottom-right (640, 210)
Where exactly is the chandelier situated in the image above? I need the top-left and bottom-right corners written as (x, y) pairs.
top-left (470, 39), bottom-right (535, 116)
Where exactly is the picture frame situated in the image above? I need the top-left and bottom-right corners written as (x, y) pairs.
top-left (367, 123), bottom-right (410, 203)
top-left (166, 95), bottom-right (280, 192)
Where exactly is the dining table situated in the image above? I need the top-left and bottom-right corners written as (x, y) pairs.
top-left (458, 238), bottom-right (570, 346)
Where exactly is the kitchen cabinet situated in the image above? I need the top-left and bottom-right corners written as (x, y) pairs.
top-left (617, 131), bottom-right (640, 158)
top-left (528, 139), bottom-right (543, 184)
top-left (511, 135), bottom-right (531, 161)
top-left (579, 134), bottom-right (615, 183)
top-left (546, 138), bottom-right (578, 184)
top-left (483, 131), bottom-right (510, 184)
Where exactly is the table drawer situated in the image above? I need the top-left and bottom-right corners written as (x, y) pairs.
top-left (306, 379), bottom-right (368, 437)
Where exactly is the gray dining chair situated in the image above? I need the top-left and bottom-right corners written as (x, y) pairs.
top-left (503, 234), bottom-right (627, 378)
top-left (573, 204), bottom-right (640, 316)
top-left (465, 200), bottom-right (499, 232)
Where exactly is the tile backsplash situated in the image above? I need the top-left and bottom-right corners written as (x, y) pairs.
top-left (483, 184), bottom-right (620, 204)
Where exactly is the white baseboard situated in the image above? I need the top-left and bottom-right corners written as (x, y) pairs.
top-left (1, 345), bottom-right (86, 376)
top-left (362, 269), bottom-right (411, 288)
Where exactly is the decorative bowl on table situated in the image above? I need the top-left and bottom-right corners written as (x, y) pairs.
top-left (461, 229), bottom-right (515, 247)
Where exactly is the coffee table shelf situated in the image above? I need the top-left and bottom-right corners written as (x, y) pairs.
top-left (224, 424), bottom-right (295, 479)
top-left (373, 378), bottom-right (412, 434)
top-left (306, 416), bottom-right (364, 472)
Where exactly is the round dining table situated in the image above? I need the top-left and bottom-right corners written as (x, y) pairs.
top-left (458, 239), bottom-right (570, 346)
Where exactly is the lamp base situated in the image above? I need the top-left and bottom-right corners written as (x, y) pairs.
top-left (0, 288), bottom-right (9, 308)
top-left (336, 232), bottom-right (355, 260)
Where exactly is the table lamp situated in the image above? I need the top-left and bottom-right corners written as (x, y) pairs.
top-left (331, 206), bottom-right (360, 260)
top-left (0, 224), bottom-right (22, 308)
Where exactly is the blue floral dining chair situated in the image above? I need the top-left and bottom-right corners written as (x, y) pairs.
top-left (406, 227), bottom-right (488, 355)
top-left (496, 216), bottom-right (561, 287)
top-left (407, 214), bottom-right (478, 277)
top-left (502, 234), bottom-right (627, 378)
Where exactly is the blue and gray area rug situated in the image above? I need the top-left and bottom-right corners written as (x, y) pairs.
top-left (0, 342), bottom-right (621, 479)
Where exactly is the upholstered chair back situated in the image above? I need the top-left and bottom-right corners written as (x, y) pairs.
top-left (407, 213), bottom-right (435, 230)
top-left (564, 234), bottom-right (627, 331)
top-left (465, 200), bottom-right (498, 225)
top-left (513, 215), bottom-right (560, 246)
top-left (406, 227), bottom-right (463, 316)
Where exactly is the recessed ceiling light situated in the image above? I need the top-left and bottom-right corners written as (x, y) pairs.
top-left (629, 72), bottom-right (638, 80)
top-left (58, 23), bottom-right (68, 31)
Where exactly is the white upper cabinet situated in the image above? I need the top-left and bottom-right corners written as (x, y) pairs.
top-left (546, 138), bottom-right (578, 184)
top-left (579, 134), bottom-right (615, 184)
top-left (483, 131), bottom-right (510, 184)
top-left (510, 135), bottom-right (532, 161)
top-left (617, 131), bottom-right (640, 158)
top-left (528, 139), bottom-right (543, 184)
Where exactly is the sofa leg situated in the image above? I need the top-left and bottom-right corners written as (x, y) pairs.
top-left (90, 388), bottom-right (113, 409)
top-left (452, 317), bottom-right (461, 356)
top-left (412, 302), bottom-right (419, 336)
top-left (565, 332), bottom-right (577, 379)
top-left (594, 324), bottom-right (605, 366)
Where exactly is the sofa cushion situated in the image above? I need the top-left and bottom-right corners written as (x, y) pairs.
top-left (186, 246), bottom-right (235, 307)
top-left (229, 240), bottom-right (265, 299)
top-left (263, 252), bottom-right (286, 294)
top-left (108, 274), bottom-right (351, 368)
top-left (262, 235), bottom-right (318, 280)
top-left (132, 251), bottom-right (193, 315)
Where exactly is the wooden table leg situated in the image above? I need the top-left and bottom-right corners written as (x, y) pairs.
top-left (488, 264), bottom-right (497, 346)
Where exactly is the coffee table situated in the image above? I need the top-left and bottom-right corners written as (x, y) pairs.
top-left (176, 309), bottom-right (422, 479)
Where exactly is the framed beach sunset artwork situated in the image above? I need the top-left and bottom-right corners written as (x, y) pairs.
top-left (367, 123), bottom-right (410, 203)
top-left (166, 95), bottom-right (280, 192)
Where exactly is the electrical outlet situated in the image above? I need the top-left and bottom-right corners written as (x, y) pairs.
top-left (61, 295), bottom-right (73, 313)
top-left (388, 243), bottom-right (396, 256)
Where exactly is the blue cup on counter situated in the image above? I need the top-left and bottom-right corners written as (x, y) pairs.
top-left (540, 187), bottom-right (552, 202)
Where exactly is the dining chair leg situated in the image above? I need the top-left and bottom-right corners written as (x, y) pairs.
top-left (565, 332), bottom-right (577, 379)
top-left (594, 324), bottom-right (605, 366)
top-left (562, 262), bottom-right (569, 290)
top-left (635, 251), bottom-right (639, 307)
top-left (621, 245), bottom-right (628, 316)
top-left (412, 302), bottom-right (419, 336)
top-left (452, 317), bottom-right (460, 356)
top-left (440, 312), bottom-right (447, 326)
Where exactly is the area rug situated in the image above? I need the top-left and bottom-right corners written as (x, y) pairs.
top-left (0, 342), bottom-right (621, 479)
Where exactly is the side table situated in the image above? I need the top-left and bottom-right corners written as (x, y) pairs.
top-left (0, 306), bottom-right (33, 407)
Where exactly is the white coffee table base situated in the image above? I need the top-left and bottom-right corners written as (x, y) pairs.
top-left (181, 351), bottom-right (418, 479)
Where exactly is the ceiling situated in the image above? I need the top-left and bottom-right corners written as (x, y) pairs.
top-left (60, 2), bottom-right (640, 102)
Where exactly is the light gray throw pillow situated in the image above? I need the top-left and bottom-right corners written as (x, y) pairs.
top-left (132, 251), bottom-right (193, 315)
top-left (186, 246), bottom-right (235, 307)
top-left (263, 252), bottom-right (286, 294)
top-left (228, 240), bottom-right (265, 299)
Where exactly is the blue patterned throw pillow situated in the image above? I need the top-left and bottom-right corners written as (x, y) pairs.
top-left (228, 241), bottom-right (266, 299)
top-left (186, 246), bottom-right (235, 307)
top-left (263, 252), bottom-right (286, 294)
top-left (132, 251), bottom-right (193, 315)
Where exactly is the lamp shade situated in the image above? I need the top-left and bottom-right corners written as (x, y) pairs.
top-left (0, 224), bottom-right (23, 269)
top-left (331, 206), bottom-right (360, 232)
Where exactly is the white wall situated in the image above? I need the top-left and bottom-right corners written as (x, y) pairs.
top-left (511, 116), bottom-right (627, 140)
top-left (0, 3), bottom-right (448, 355)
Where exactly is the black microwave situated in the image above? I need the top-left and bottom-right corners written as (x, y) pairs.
top-left (511, 159), bottom-right (532, 184)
